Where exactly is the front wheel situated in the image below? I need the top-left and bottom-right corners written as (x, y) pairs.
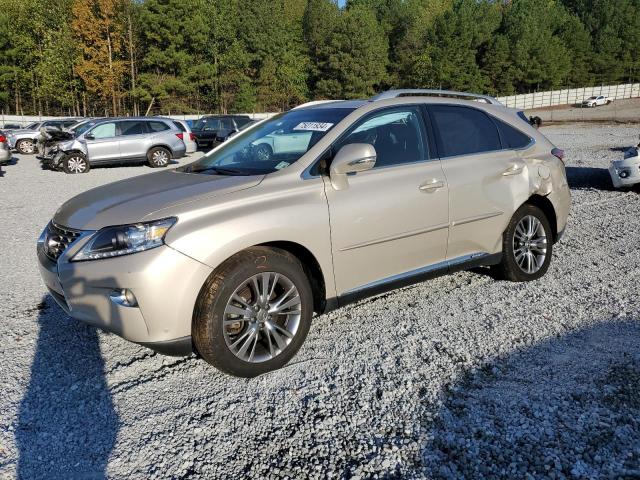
top-left (492, 204), bottom-right (553, 282)
top-left (62, 153), bottom-right (90, 174)
top-left (193, 247), bottom-right (313, 377)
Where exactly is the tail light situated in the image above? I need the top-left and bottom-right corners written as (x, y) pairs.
top-left (0, 134), bottom-right (5, 143)
top-left (175, 133), bottom-right (184, 140)
top-left (189, 133), bottom-right (196, 141)
top-left (551, 148), bottom-right (565, 162)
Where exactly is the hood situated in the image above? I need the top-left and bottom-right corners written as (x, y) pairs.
top-left (54, 169), bottom-right (264, 230)
top-left (9, 128), bottom-right (38, 135)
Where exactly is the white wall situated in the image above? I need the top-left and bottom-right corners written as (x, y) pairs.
top-left (497, 83), bottom-right (640, 109)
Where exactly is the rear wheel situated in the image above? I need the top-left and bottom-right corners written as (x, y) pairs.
top-left (16, 139), bottom-right (36, 154)
top-left (193, 247), bottom-right (313, 377)
top-left (62, 153), bottom-right (90, 174)
top-left (148, 147), bottom-right (171, 167)
top-left (492, 204), bottom-right (553, 282)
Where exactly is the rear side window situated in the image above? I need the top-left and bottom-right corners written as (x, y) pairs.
top-left (429, 105), bottom-right (501, 158)
top-left (119, 121), bottom-right (147, 136)
top-left (172, 121), bottom-right (186, 132)
top-left (234, 117), bottom-right (251, 127)
top-left (147, 121), bottom-right (170, 132)
top-left (494, 118), bottom-right (532, 149)
top-left (221, 118), bottom-right (235, 129)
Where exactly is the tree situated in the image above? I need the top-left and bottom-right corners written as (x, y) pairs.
top-left (72, 0), bottom-right (127, 115)
top-left (305, 1), bottom-right (388, 99)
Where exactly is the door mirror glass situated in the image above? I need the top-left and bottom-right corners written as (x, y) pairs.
top-left (84, 133), bottom-right (95, 140)
top-left (330, 143), bottom-right (376, 190)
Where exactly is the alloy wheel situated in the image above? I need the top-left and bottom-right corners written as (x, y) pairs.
top-left (19, 140), bottom-right (35, 154)
top-left (223, 272), bottom-right (302, 363)
top-left (152, 150), bottom-right (169, 166)
top-left (513, 215), bottom-right (547, 274)
top-left (67, 156), bottom-right (87, 174)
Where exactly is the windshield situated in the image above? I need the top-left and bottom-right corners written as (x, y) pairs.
top-left (26, 122), bottom-right (40, 130)
top-left (181, 108), bottom-right (354, 175)
top-left (587, 96), bottom-right (597, 100)
top-left (72, 120), bottom-right (99, 137)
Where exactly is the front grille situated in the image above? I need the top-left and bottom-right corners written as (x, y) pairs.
top-left (43, 222), bottom-right (82, 261)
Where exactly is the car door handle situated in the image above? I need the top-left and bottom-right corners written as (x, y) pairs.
top-left (419, 179), bottom-right (445, 192)
top-left (502, 163), bottom-right (525, 176)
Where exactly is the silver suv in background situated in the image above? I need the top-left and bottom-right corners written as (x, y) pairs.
top-left (7, 119), bottom-right (81, 154)
top-left (48, 117), bottom-right (186, 173)
top-left (38, 90), bottom-right (570, 376)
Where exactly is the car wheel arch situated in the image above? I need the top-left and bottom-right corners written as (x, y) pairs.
top-left (523, 194), bottom-right (558, 242)
top-left (193, 240), bottom-right (328, 316)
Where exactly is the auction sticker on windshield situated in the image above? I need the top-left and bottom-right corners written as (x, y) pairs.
top-left (293, 122), bottom-right (333, 132)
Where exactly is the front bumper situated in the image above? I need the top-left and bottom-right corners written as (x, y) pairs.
top-left (37, 227), bottom-right (213, 355)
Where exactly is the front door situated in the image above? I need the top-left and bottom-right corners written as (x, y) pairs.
top-left (324, 106), bottom-right (450, 296)
top-left (84, 122), bottom-right (119, 162)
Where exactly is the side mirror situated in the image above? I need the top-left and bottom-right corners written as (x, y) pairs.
top-left (329, 143), bottom-right (376, 190)
top-left (84, 133), bottom-right (95, 140)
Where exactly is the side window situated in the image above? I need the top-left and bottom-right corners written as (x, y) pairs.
top-left (147, 121), bottom-right (170, 133)
top-left (221, 118), bottom-right (235, 130)
top-left (494, 118), bottom-right (532, 149)
top-left (429, 105), bottom-right (501, 157)
top-left (201, 119), bottom-right (221, 131)
top-left (336, 107), bottom-right (427, 168)
top-left (119, 121), bottom-right (147, 136)
top-left (172, 121), bottom-right (186, 132)
top-left (89, 122), bottom-right (116, 139)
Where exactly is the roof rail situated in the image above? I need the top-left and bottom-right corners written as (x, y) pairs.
top-left (370, 89), bottom-right (502, 106)
top-left (292, 100), bottom-right (345, 110)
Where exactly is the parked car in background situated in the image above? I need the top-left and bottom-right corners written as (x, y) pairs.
top-left (214, 120), bottom-right (256, 144)
top-left (7, 118), bottom-right (81, 154)
top-left (43, 117), bottom-right (186, 173)
top-left (191, 115), bottom-right (253, 149)
top-left (37, 89), bottom-right (570, 377)
top-left (2, 123), bottom-right (22, 130)
top-left (0, 130), bottom-right (11, 165)
top-left (581, 95), bottom-right (612, 107)
top-left (37, 119), bottom-right (99, 163)
top-left (169, 119), bottom-right (197, 154)
top-left (609, 136), bottom-right (640, 189)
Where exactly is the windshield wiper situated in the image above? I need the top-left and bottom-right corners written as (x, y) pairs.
top-left (187, 165), bottom-right (251, 176)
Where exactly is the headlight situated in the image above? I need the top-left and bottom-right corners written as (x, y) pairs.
top-left (73, 218), bottom-right (176, 261)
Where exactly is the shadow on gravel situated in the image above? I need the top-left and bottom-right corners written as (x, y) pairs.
top-left (16, 296), bottom-right (118, 479)
top-left (422, 319), bottom-right (640, 479)
top-left (565, 166), bottom-right (616, 191)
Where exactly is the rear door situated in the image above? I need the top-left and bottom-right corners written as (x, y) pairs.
top-left (324, 106), bottom-right (449, 295)
top-left (84, 122), bottom-right (120, 162)
top-left (117, 120), bottom-right (149, 161)
top-left (427, 104), bottom-right (530, 261)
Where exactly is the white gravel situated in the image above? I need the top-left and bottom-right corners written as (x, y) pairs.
top-left (1, 125), bottom-right (639, 479)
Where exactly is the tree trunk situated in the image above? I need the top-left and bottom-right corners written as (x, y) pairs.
top-left (107, 29), bottom-right (117, 116)
top-left (127, 11), bottom-right (138, 116)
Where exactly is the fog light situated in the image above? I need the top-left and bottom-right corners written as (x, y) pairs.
top-left (110, 289), bottom-right (138, 307)
top-left (619, 170), bottom-right (630, 178)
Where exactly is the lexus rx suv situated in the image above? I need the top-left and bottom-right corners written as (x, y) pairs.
top-left (37, 90), bottom-right (570, 377)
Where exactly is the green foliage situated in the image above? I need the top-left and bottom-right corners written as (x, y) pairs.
top-left (0, 0), bottom-right (638, 115)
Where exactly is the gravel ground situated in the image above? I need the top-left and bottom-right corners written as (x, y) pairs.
top-left (525, 97), bottom-right (640, 124)
top-left (1, 125), bottom-right (639, 479)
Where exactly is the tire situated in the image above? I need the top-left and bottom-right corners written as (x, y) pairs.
top-left (147, 146), bottom-right (171, 167)
top-left (16, 139), bottom-right (36, 155)
top-left (492, 204), bottom-right (553, 282)
top-left (254, 144), bottom-right (273, 162)
top-left (62, 152), bottom-right (90, 174)
top-left (193, 246), bottom-right (313, 377)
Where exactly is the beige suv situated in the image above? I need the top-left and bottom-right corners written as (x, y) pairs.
top-left (37, 90), bottom-right (570, 377)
